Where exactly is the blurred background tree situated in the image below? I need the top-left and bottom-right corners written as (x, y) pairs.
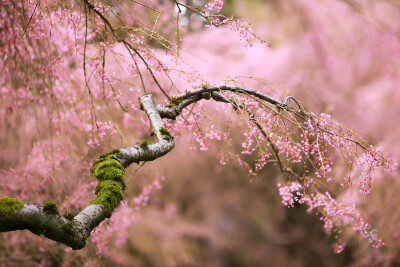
top-left (1, 0), bottom-right (399, 266)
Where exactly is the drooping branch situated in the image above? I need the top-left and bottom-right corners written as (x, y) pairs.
top-left (155, 85), bottom-right (297, 175)
top-left (0, 85), bottom-right (288, 249)
top-left (0, 95), bottom-right (174, 249)
top-left (156, 84), bottom-right (366, 152)
top-left (156, 84), bottom-right (289, 120)
top-left (82, 0), bottom-right (171, 99)
top-left (0, 83), bottom-right (387, 250)
top-left (155, 84), bottom-right (378, 182)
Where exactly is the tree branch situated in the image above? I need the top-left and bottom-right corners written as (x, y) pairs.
top-left (156, 84), bottom-right (288, 119)
top-left (0, 87), bottom-right (297, 249)
top-left (0, 95), bottom-right (174, 249)
top-left (116, 94), bottom-right (175, 168)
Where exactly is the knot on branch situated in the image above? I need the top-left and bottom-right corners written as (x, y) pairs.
top-left (202, 92), bottom-right (211, 100)
top-left (283, 96), bottom-right (304, 111)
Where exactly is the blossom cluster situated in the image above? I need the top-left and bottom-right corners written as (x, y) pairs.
top-left (180, 89), bottom-right (397, 252)
top-left (278, 182), bottom-right (302, 207)
top-left (205, 0), bottom-right (224, 12)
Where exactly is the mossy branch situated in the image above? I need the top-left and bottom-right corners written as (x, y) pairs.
top-left (0, 94), bottom-right (175, 250)
top-left (0, 88), bottom-right (290, 249)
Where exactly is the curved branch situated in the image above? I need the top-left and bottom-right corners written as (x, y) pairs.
top-left (0, 87), bottom-right (292, 249)
top-left (0, 95), bottom-right (174, 249)
top-left (116, 94), bottom-right (175, 168)
top-left (156, 84), bottom-right (288, 119)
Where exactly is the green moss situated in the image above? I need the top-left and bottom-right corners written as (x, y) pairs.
top-left (140, 140), bottom-right (153, 150)
top-left (159, 127), bottom-right (171, 137)
top-left (62, 221), bottom-right (75, 234)
top-left (166, 96), bottom-right (183, 107)
top-left (63, 212), bottom-right (74, 221)
top-left (89, 180), bottom-right (123, 213)
top-left (91, 149), bottom-right (121, 172)
top-left (0, 197), bottom-right (24, 215)
top-left (159, 127), bottom-right (172, 141)
top-left (43, 202), bottom-right (58, 214)
top-left (88, 150), bottom-right (126, 213)
top-left (92, 157), bottom-right (125, 183)
top-left (162, 135), bottom-right (171, 141)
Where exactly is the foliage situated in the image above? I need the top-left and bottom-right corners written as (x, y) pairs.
top-left (0, 0), bottom-right (399, 266)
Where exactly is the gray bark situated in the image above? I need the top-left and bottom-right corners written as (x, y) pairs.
top-left (0, 94), bottom-right (175, 249)
top-left (0, 88), bottom-right (288, 249)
